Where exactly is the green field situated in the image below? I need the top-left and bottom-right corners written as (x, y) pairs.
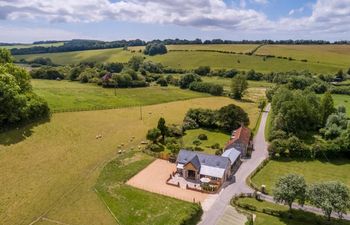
top-left (182, 129), bottom-right (230, 154)
top-left (251, 159), bottom-right (350, 194)
top-left (96, 151), bottom-right (201, 225)
top-left (129, 44), bottom-right (259, 53)
top-left (333, 94), bottom-right (350, 116)
top-left (0, 97), bottom-right (240, 225)
top-left (32, 79), bottom-right (209, 111)
top-left (16, 48), bottom-right (136, 64)
top-left (257, 44), bottom-right (350, 69)
top-left (1, 42), bottom-right (64, 49)
top-left (236, 197), bottom-right (350, 225)
top-left (15, 45), bottom-right (346, 73)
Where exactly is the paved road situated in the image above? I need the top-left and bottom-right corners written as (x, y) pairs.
top-left (199, 104), bottom-right (270, 225)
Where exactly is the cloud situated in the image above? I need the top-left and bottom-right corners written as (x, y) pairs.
top-left (0, 0), bottom-right (349, 37)
top-left (0, 25), bottom-right (84, 42)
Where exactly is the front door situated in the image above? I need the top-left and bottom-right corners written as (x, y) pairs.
top-left (187, 170), bottom-right (196, 180)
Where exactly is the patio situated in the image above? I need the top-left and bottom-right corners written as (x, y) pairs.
top-left (126, 159), bottom-right (209, 203)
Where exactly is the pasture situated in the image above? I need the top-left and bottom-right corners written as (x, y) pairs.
top-left (14, 45), bottom-right (345, 73)
top-left (129, 44), bottom-right (259, 53)
top-left (251, 159), bottom-right (350, 194)
top-left (0, 97), bottom-right (255, 225)
top-left (31, 79), bottom-right (209, 111)
top-left (256, 44), bottom-right (350, 70)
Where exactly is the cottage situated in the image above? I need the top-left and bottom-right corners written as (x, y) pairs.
top-left (224, 125), bottom-right (252, 158)
top-left (176, 148), bottom-right (241, 185)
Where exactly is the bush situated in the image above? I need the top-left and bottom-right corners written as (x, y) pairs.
top-left (156, 77), bottom-right (168, 86)
top-left (211, 143), bottom-right (221, 149)
top-left (197, 134), bottom-right (208, 140)
top-left (194, 66), bottom-right (211, 76)
top-left (193, 139), bottom-right (202, 146)
top-left (144, 43), bottom-right (167, 56)
top-left (148, 143), bottom-right (164, 152)
top-left (215, 149), bottom-right (222, 155)
top-left (189, 81), bottom-right (223, 96)
top-left (179, 74), bottom-right (201, 89)
top-left (30, 67), bottom-right (65, 80)
top-left (167, 124), bottom-right (183, 137)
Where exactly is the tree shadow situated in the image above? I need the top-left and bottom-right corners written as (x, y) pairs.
top-left (0, 117), bottom-right (50, 146)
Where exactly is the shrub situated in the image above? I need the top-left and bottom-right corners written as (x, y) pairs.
top-left (193, 139), bottom-right (202, 146)
top-left (189, 81), bottom-right (223, 96)
top-left (211, 143), bottom-right (221, 149)
top-left (179, 74), bottom-right (201, 89)
top-left (144, 43), bottom-right (167, 56)
top-left (197, 134), bottom-right (208, 140)
top-left (215, 149), bottom-right (222, 155)
top-left (148, 143), bottom-right (164, 152)
top-left (194, 66), bottom-right (211, 76)
top-left (156, 77), bottom-right (168, 86)
top-left (167, 124), bottom-right (183, 137)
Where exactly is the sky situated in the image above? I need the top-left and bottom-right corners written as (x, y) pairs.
top-left (0, 0), bottom-right (349, 43)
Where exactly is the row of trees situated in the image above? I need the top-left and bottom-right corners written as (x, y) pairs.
top-left (0, 49), bottom-right (50, 129)
top-left (183, 104), bottom-right (249, 133)
top-left (274, 174), bottom-right (350, 221)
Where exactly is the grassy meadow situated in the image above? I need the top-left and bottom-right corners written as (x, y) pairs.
top-left (129, 44), bottom-right (259, 53)
top-left (257, 44), bottom-right (350, 70)
top-left (236, 197), bottom-right (350, 225)
top-left (32, 79), bottom-right (210, 111)
top-left (251, 159), bottom-right (350, 194)
top-left (0, 96), bottom-right (257, 225)
top-left (333, 94), bottom-right (350, 116)
top-left (15, 44), bottom-right (346, 73)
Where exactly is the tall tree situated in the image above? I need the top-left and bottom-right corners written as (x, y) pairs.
top-left (308, 181), bottom-right (350, 221)
top-left (273, 174), bottom-right (307, 210)
top-left (321, 92), bottom-right (336, 125)
top-left (157, 117), bottom-right (167, 142)
top-left (231, 74), bottom-right (248, 100)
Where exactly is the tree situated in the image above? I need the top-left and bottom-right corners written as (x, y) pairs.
top-left (273, 174), bottom-right (307, 210)
top-left (217, 104), bottom-right (249, 132)
top-left (144, 43), bottom-right (167, 56)
top-left (194, 66), bottom-right (211, 76)
top-left (320, 92), bottom-right (336, 125)
top-left (308, 181), bottom-right (350, 221)
top-left (146, 128), bottom-right (161, 143)
top-left (179, 73), bottom-right (201, 89)
top-left (157, 117), bottom-right (167, 142)
top-left (258, 99), bottom-right (267, 112)
top-left (128, 56), bottom-right (144, 71)
top-left (335, 70), bottom-right (345, 81)
top-left (105, 62), bottom-right (123, 73)
top-left (231, 74), bottom-right (248, 99)
top-left (0, 48), bottom-right (13, 63)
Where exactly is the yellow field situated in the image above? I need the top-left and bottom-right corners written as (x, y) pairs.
top-left (0, 96), bottom-right (260, 225)
top-left (256, 44), bottom-right (350, 69)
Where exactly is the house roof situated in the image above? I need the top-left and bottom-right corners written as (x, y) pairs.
top-left (185, 155), bottom-right (201, 170)
top-left (222, 148), bottom-right (241, 165)
top-left (177, 150), bottom-right (230, 170)
top-left (200, 165), bottom-right (226, 178)
top-left (225, 126), bottom-right (251, 149)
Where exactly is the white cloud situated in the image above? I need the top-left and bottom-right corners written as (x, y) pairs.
top-left (0, 0), bottom-right (349, 38)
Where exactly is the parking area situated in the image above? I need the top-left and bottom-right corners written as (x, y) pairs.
top-left (126, 159), bottom-right (209, 203)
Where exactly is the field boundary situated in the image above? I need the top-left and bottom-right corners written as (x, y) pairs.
top-left (94, 188), bottom-right (122, 225)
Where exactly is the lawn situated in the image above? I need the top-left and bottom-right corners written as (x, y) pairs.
top-left (31, 79), bottom-right (210, 111)
top-left (256, 44), bottom-right (350, 70)
top-left (95, 151), bottom-right (202, 225)
top-left (0, 97), bottom-right (240, 225)
top-left (182, 129), bottom-right (230, 154)
top-left (251, 159), bottom-right (350, 194)
top-left (333, 94), bottom-right (350, 117)
top-left (236, 197), bottom-right (350, 225)
top-left (15, 45), bottom-right (344, 73)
